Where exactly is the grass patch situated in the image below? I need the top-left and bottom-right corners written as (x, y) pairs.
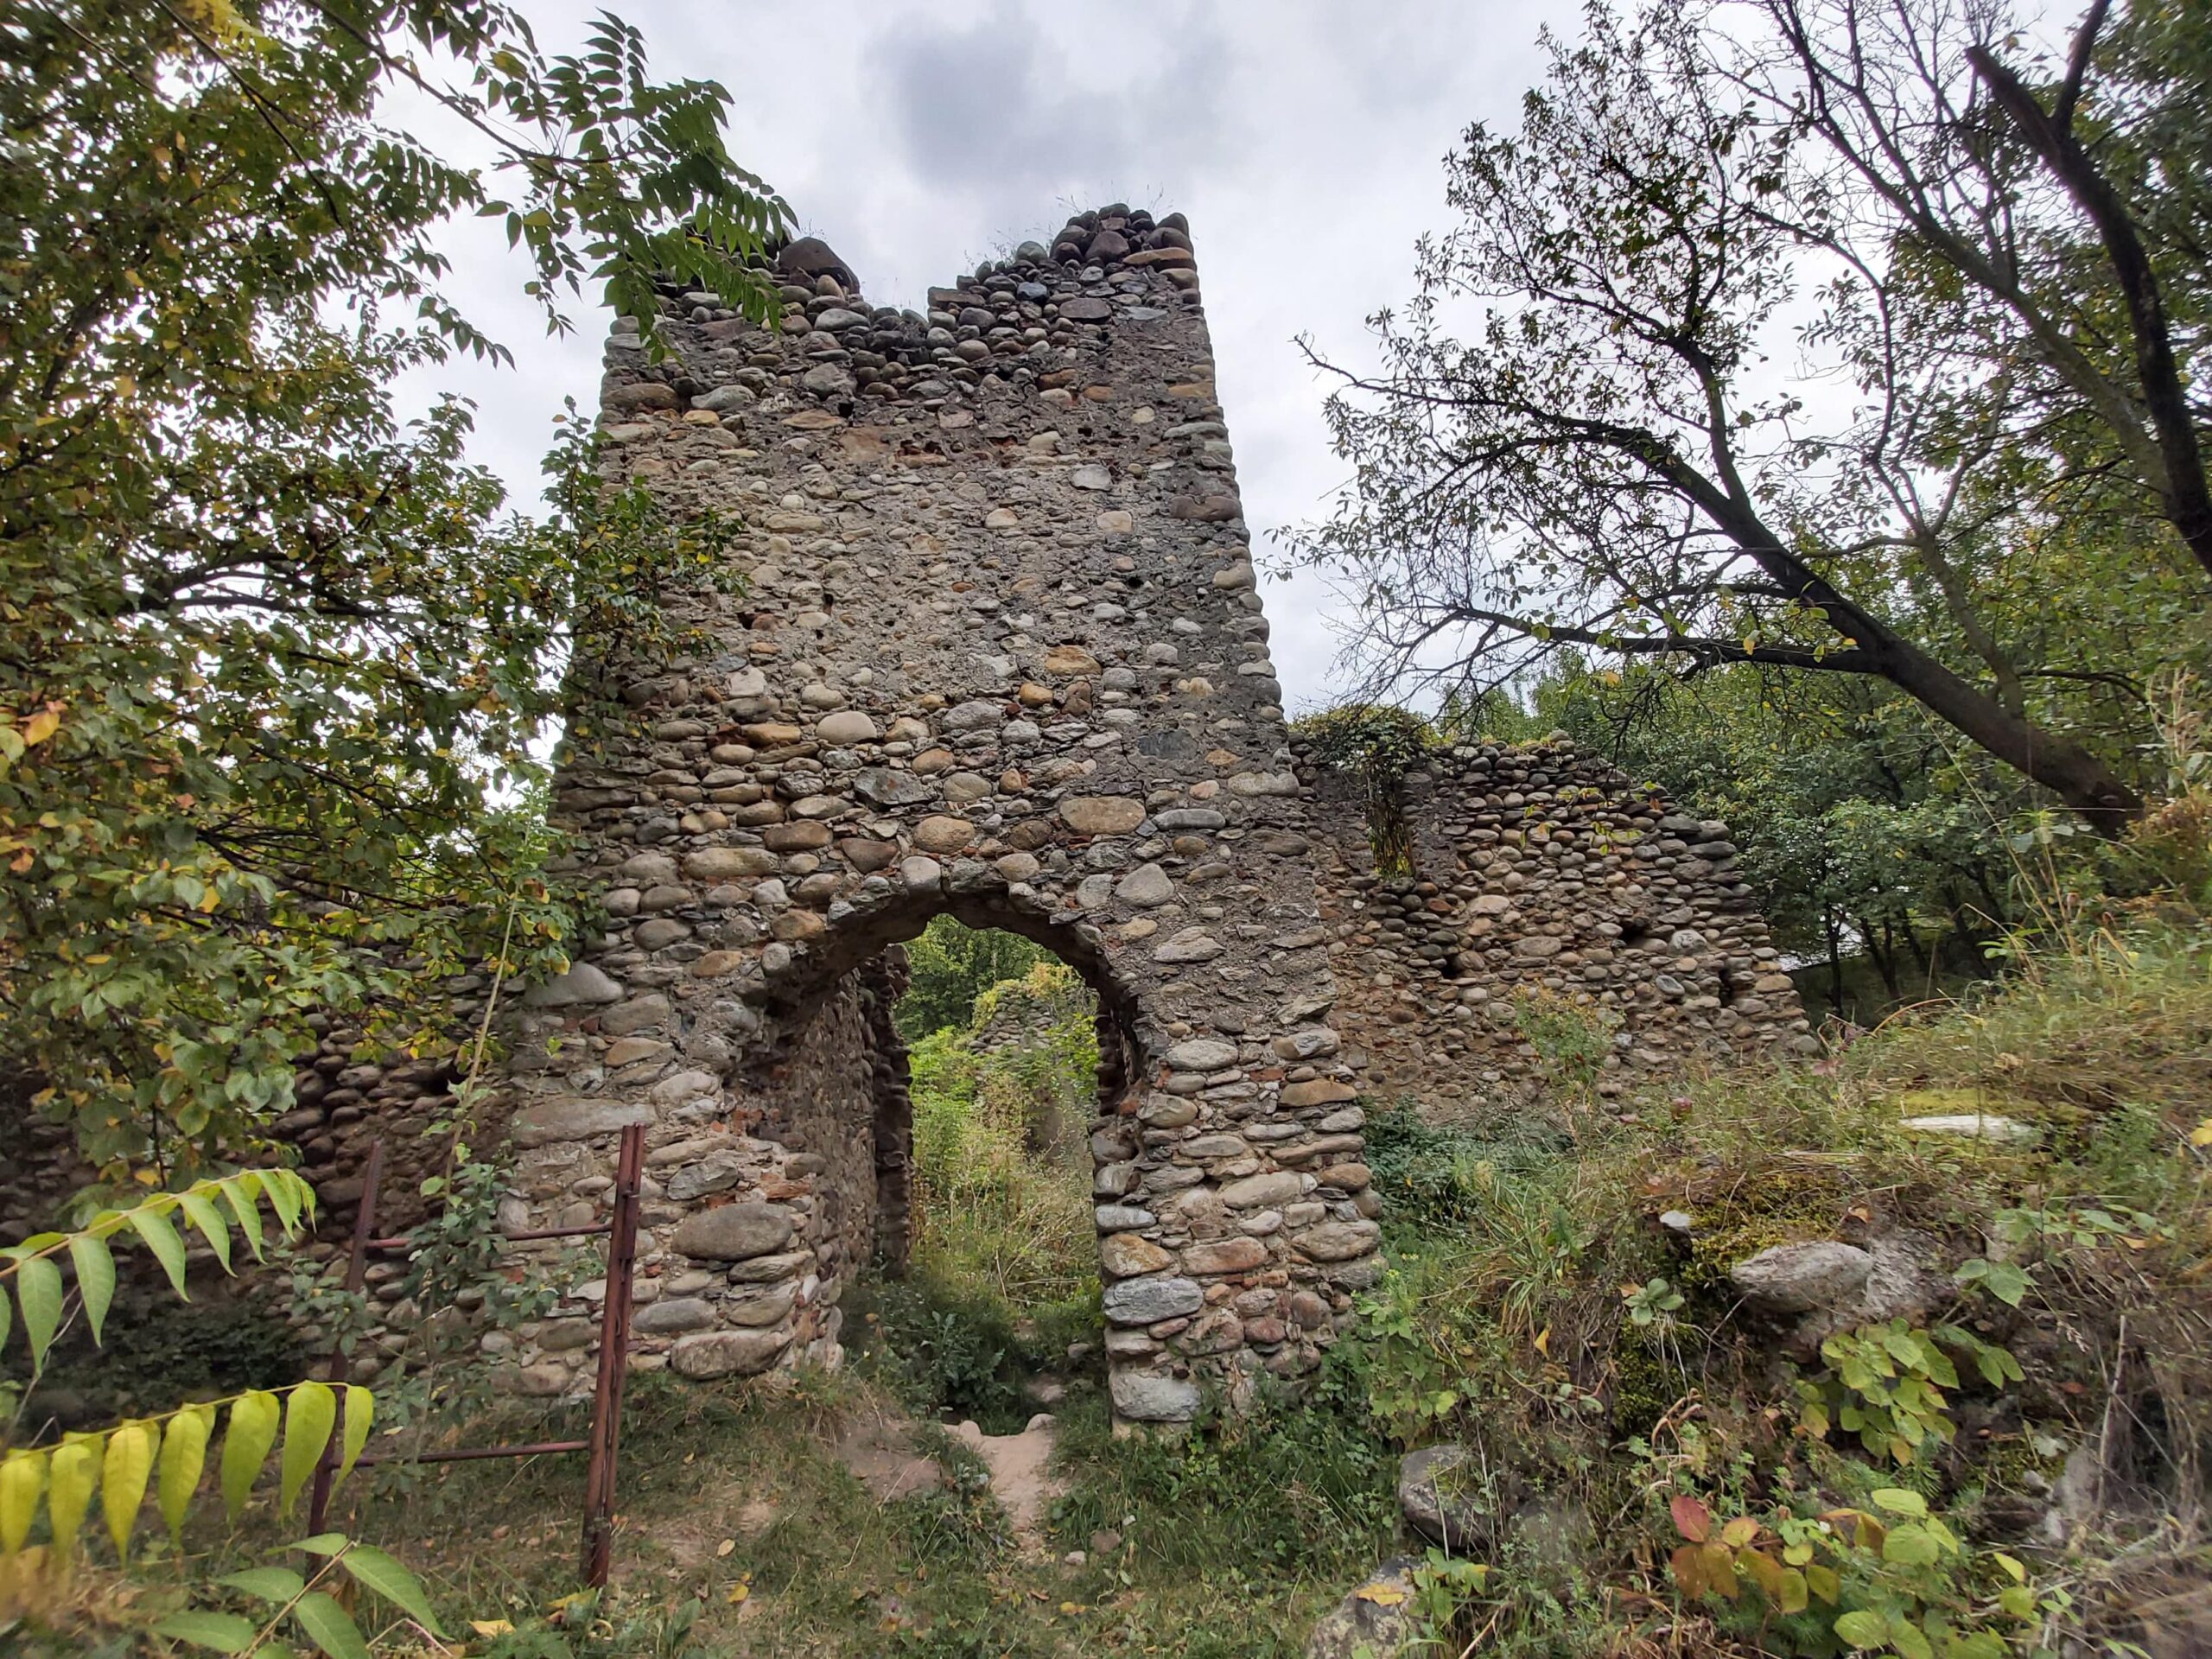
top-left (852, 952), bottom-right (1100, 1433)
top-left (1325, 917), bottom-right (2212, 1656)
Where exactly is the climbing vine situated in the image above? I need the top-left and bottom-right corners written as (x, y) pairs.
top-left (1294, 704), bottom-right (1439, 875)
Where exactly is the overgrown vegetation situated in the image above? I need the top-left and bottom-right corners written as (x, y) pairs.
top-left (6, 0), bottom-right (2212, 1652)
top-left (0, 0), bottom-right (789, 1187)
top-left (858, 938), bottom-right (1099, 1433)
top-left (1303, 0), bottom-right (2212, 830)
top-left (13, 914), bottom-right (2201, 1655)
top-left (1336, 916), bottom-right (2211, 1657)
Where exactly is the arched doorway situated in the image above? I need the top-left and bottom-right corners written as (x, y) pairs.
top-left (506, 868), bottom-right (1382, 1426)
top-left (722, 890), bottom-right (1141, 1408)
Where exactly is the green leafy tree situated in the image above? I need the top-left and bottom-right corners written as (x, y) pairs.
top-left (1521, 657), bottom-right (2030, 1003)
top-left (894, 919), bottom-right (1051, 1042)
top-left (0, 1), bottom-right (791, 1185)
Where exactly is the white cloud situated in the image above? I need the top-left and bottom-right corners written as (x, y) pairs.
top-left (391, 0), bottom-right (1577, 709)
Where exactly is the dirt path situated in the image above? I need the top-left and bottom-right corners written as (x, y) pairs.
top-left (827, 1406), bottom-right (1065, 1549)
top-left (946, 1412), bottom-right (1064, 1544)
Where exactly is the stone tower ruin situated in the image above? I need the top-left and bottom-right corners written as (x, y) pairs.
top-left (497, 207), bottom-right (1383, 1425)
top-left (474, 205), bottom-right (1812, 1426)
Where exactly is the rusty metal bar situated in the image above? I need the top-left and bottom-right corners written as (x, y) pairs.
top-left (581, 1121), bottom-right (644, 1587)
top-left (308, 1139), bottom-right (385, 1535)
top-left (300, 1125), bottom-right (643, 1586)
top-left (363, 1221), bottom-right (610, 1251)
top-left (351, 1439), bottom-right (588, 1467)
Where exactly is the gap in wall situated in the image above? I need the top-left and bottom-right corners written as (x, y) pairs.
top-left (848, 917), bottom-right (1103, 1433)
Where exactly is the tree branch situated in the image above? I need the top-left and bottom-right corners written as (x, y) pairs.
top-left (1968, 35), bottom-right (2212, 584)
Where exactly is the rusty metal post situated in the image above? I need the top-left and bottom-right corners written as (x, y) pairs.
top-left (308, 1140), bottom-right (385, 1536)
top-left (581, 1122), bottom-right (644, 1586)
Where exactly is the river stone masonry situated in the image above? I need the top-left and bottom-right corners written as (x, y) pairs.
top-left (0, 210), bottom-right (1818, 1427)
top-left (1300, 740), bottom-right (1815, 1121)
top-left (493, 207), bottom-right (1382, 1424)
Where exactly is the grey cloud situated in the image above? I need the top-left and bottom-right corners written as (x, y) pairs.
top-left (868, 5), bottom-right (1057, 188)
top-left (864, 1), bottom-right (1230, 215)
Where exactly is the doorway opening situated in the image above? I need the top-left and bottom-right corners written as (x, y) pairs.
top-left (855, 917), bottom-right (1105, 1432)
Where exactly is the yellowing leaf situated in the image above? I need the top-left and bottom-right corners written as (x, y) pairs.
top-left (102, 1421), bottom-right (157, 1560)
top-left (1354, 1582), bottom-right (1409, 1606)
top-left (1834, 1608), bottom-right (1890, 1649)
top-left (160, 1404), bottom-right (213, 1544)
top-left (333, 1386), bottom-right (373, 1492)
top-left (727, 1583), bottom-right (749, 1605)
top-left (2190, 1118), bottom-right (2212, 1148)
top-left (1738, 1545), bottom-right (1787, 1600)
top-left (279, 1382), bottom-right (337, 1516)
top-left (1777, 1566), bottom-right (1809, 1614)
top-left (48, 1436), bottom-right (99, 1561)
top-left (21, 707), bottom-right (60, 747)
top-left (1699, 1543), bottom-right (1739, 1600)
top-left (220, 1391), bottom-right (281, 1523)
top-left (1, 1451), bottom-right (47, 1555)
top-left (470, 1621), bottom-right (515, 1637)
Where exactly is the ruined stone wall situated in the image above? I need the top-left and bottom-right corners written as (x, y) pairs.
top-left (1, 1001), bottom-right (480, 1257)
top-left (1, 208), bottom-right (1821, 1425)
top-left (489, 205), bottom-right (1382, 1424)
top-left (1302, 738), bottom-right (1817, 1122)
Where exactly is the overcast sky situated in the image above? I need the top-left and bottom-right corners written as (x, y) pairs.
top-left (399, 0), bottom-right (1578, 711)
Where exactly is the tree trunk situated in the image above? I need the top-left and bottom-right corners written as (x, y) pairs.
top-left (1857, 915), bottom-right (1902, 999)
top-left (1866, 632), bottom-right (2143, 832)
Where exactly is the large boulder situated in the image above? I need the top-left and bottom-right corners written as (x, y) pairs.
top-left (1397, 1444), bottom-right (1485, 1549)
top-left (1728, 1241), bottom-right (1872, 1315)
top-left (1729, 1233), bottom-right (1942, 1357)
top-left (1306, 1558), bottom-right (1421, 1659)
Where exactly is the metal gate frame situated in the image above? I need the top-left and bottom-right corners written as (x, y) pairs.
top-left (306, 1122), bottom-right (644, 1586)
